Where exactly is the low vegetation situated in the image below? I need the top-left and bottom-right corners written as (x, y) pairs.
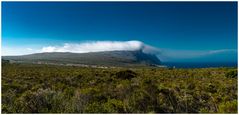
top-left (2, 63), bottom-right (237, 113)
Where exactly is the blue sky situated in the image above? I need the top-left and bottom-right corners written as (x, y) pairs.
top-left (2, 2), bottom-right (237, 63)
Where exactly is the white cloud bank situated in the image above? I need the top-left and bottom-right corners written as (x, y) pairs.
top-left (2, 40), bottom-right (236, 62)
top-left (41, 40), bottom-right (236, 58)
top-left (41, 40), bottom-right (159, 54)
top-left (2, 40), bottom-right (154, 56)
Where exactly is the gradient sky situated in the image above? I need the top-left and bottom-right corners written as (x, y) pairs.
top-left (2, 2), bottom-right (238, 62)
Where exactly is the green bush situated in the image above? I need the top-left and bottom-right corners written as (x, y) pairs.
top-left (218, 100), bottom-right (237, 113)
top-left (225, 70), bottom-right (237, 78)
top-left (115, 70), bottom-right (137, 79)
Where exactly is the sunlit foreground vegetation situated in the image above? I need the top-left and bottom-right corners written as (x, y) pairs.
top-left (2, 63), bottom-right (237, 113)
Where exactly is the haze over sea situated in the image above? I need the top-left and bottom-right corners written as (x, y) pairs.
top-left (163, 62), bottom-right (237, 68)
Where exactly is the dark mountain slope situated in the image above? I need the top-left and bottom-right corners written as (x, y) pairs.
top-left (3, 50), bottom-right (161, 67)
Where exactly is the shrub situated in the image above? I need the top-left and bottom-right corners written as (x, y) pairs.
top-left (115, 70), bottom-right (137, 79)
top-left (218, 100), bottom-right (237, 113)
top-left (1, 63), bottom-right (237, 113)
top-left (102, 99), bottom-right (125, 113)
top-left (15, 89), bottom-right (65, 113)
top-left (225, 70), bottom-right (237, 78)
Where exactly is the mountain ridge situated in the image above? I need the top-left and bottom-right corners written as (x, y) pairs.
top-left (2, 50), bottom-right (161, 67)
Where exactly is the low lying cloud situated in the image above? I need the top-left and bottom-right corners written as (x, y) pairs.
top-left (208, 49), bottom-right (237, 54)
top-left (41, 40), bottom-right (158, 54)
top-left (40, 40), bottom-right (237, 62)
top-left (158, 49), bottom-right (237, 62)
top-left (2, 40), bottom-right (237, 63)
top-left (26, 48), bottom-right (33, 51)
top-left (161, 49), bottom-right (237, 58)
top-left (3, 40), bottom-right (157, 56)
top-left (39, 40), bottom-right (238, 60)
